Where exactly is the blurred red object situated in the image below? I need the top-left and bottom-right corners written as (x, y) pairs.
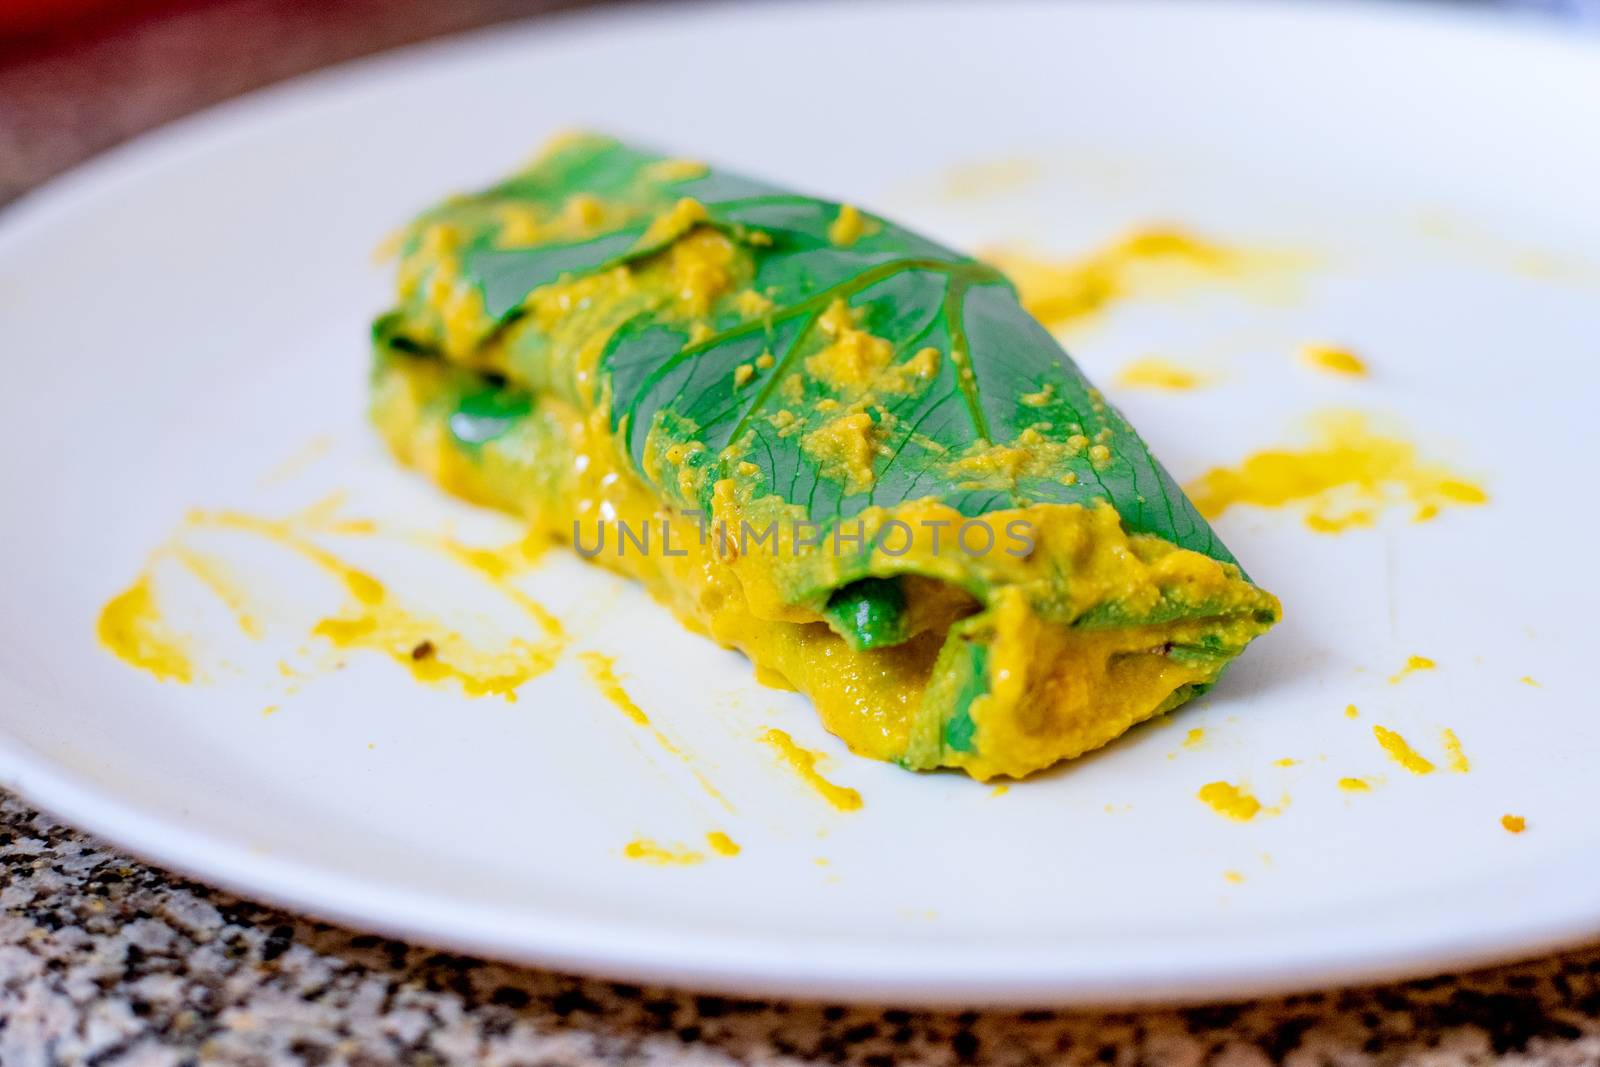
top-left (0, 0), bottom-right (174, 42)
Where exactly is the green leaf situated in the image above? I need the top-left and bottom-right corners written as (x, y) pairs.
top-left (823, 577), bottom-right (910, 651)
top-left (410, 133), bottom-right (1240, 567)
top-left (449, 386), bottom-right (531, 448)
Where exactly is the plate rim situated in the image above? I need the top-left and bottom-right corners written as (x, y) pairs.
top-left (3, 0), bottom-right (1599, 1006)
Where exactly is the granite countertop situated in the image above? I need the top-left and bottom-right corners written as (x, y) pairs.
top-left (6, 2), bottom-right (1600, 1064)
top-left (9, 790), bottom-right (1600, 1066)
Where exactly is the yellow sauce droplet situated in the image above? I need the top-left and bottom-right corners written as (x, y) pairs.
top-left (262, 705), bottom-right (279, 718)
top-left (1186, 411), bottom-right (1487, 533)
top-left (1441, 728), bottom-right (1470, 773)
top-left (1389, 655), bottom-right (1437, 684)
top-left (1114, 357), bottom-right (1209, 392)
top-left (1273, 758), bottom-right (1299, 768)
top-left (1223, 870), bottom-right (1245, 884)
top-left (1300, 343), bottom-right (1369, 377)
top-left (1338, 777), bottom-right (1373, 793)
top-left (1520, 676), bottom-right (1541, 688)
top-left (984, 227), bottom-right (1294, 330)
top-left (759, 728), bottom-right (864, 812)
top-left (827, 203), bottom-right (873, 247)
top-left (622, 838), bottom-right (705, 865)
top-left (801, 410), bottom-right (882, 495)
top-left (1501, 814), bottom-right (1527, 834)
top-left (1344, 704), bottom-right (1360, 719)
top-left (706, 831), bottom-right (741, 857)
top-left (1197, 781), bottom-right (1263, 821)
top-left (1182, 727), bottom-right (1206, 749)
top-left (1373, 725), bottom-right (1436, 775)
top-left (641, 158), bottom-right (709, 185)
top-left (96, 573), bottom-right (195, 684)
top-left (638, 197), bottom-right (708, 249)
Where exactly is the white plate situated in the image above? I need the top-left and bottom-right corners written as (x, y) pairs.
top-left (2, 0), bottom-right (1598, 1006)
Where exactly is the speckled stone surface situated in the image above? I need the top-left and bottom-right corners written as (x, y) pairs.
top-left (7, 1), bottom-right (1600, 1063)
top-left (9, 790), bottom-right (1600, 1066)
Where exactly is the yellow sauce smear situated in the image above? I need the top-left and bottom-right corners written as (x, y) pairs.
top-left (578, 651), bottom-right (732, 812)
top-left (1185, 410), bottom-right (1488, 533)
top-left (578, 651), bottom-right (650, 725)
top-left (424, 533), bottom-right (559, 628)
top-left (1389, 654), bottom-right (1436, 684)
top-left (1520, 676), bottom-right (1541, 688)
top-left (1114, 357), bottom-right (1209, 392)
top-left (170, 546), bottom-right (262, 638)
top-left (939, 158), bottom-right (1041, 200)
top-left (96, 574), bottom-right (195, 684)
top-left (622, 838), bottom-right (704, 866)
top-left (623, 832), bottom-right (740, 864)
top-left (261, 434), bottom-right (334, 487)
top-left (1501, 814), bottom-right (1527, 834)
top-left (1373, 725), bottom-right (1435, 775)
top-left (759, 728), bottom-right (864, 812)
top-left (1441, 728), bottom-right (1470, 773)
top-left (1197, 781), bottom-right (1267, 821)
top-left (984, 226), bottom-right (1293, 331)
top-left (97, 499), bottom-right (565, 701)
top-left (243, 510), bottom-right (558, 701)
top-left (1300, 343), bottom-right (1369, 377)
top-left (1182, 727), bottom-right (1206, 749)
top-left (1338, 777), bottom-right (1373, 793)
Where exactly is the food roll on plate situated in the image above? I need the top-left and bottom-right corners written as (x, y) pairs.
top-left (369, 132), bottom-right (1280, 781)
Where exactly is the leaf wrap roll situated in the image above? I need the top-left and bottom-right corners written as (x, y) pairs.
top-left (370, 133), bottom-right (1279, 780)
